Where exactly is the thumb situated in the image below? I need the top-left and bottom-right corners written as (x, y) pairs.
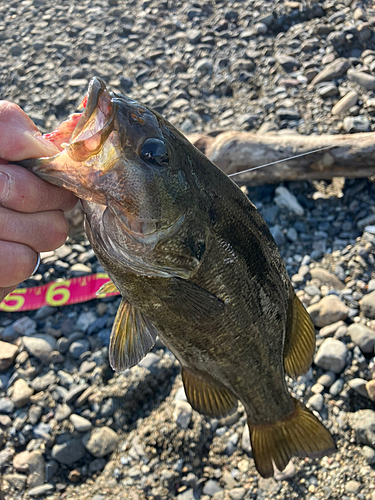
top-left (0, 101), bottom-right (59, 161)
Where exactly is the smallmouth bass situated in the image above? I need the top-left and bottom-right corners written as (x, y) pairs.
top-left (20, 77), bottom-right (336, 477)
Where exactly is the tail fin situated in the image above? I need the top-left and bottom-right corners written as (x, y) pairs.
top-left (248, 398), bottom-right (336, 478)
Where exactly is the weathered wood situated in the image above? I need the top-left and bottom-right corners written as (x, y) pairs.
top-left (187, 131), bottom-right (375, 185)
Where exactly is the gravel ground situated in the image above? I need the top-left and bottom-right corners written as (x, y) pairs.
top-left (1, 0), bottom-right (375, 499)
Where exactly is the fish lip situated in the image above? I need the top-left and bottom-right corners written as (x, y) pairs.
top-left (70, 76), bottom-right (114, 144)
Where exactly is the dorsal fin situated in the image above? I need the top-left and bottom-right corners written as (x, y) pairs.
top-left (109, 299), bottom-right (158, 372)
top-left (283, 293), bottom-right (316, 379)
top-left (182, 367), bottom-right (237, 418)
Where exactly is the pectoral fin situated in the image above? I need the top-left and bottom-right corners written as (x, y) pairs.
top-left (168, 278), bottom-right (224, 321)
top-left (96, 280), bottom-right (119, 296)
top-left (182, 368), bottom-right (237, 418)
top-left (109, 299), bottom-right (158, 372)
top-left (283, 293), bottom-right (316, 379)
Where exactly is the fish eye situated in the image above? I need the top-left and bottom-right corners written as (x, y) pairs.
top-left (140, 138), bottom-right (169, 167)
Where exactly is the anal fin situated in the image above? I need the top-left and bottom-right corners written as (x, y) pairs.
top-left (283, 293), bottom-right (316, 379)
top-left (109, 299), bottom-right (158, 372)
top-left (249, 398), bottom-right (336, 478)
top-left (182, 368), bottom-right (237, 418)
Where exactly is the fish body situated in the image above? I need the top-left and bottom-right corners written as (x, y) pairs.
top-left (20, 77), bottom-right (336, 477)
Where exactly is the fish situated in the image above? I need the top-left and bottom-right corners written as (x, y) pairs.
top-left (19, 77), bottom-right (336, 478)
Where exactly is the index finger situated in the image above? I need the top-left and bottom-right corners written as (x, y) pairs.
top-left (0, 162), bottom-right (77, 213)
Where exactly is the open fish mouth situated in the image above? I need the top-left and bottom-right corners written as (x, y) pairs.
top-left (43, 77), bottom-right (115, 152)
top-left (18, 77), bottom-right (117, 201)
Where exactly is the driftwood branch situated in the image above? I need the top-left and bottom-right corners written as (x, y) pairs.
top-left (187, 131), bottom-right (375, 185)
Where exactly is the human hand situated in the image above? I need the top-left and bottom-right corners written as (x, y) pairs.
top-left (0, 101), bottom-right (77, 303)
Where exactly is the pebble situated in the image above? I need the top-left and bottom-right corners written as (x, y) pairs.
top-left (173, 401), bottom-right (192, 430)
top-left (202, 479), bottom-right (223, 496)
top-left (82, 427), bottom-right (119, 458)
top-left (319, 321), bottom-right (346, 338)
top-left (362, 446), bottom-right (375, 464)
top-left (308, 393), bottom-right (324, 411)
top-left (310, 58), bottom-right (350, 86)
top-left (228, 487), bottom-right (246, 500)
top-left (51, 439), bottom-right (86, 465)
top-left (22, 334), bottom-right (56, 362)
top-left (307, 296), bottom-right (349, 328)
top-left (274, 187), bottom-right (304, 216)
top-left (28, 484), bottom-right (54, 496)
top-left (0, 340), bottom-right (18, 371)
top-left (70, 414), bottom-right (93, 432)
top-left (347, 324), bottom-right (375, 353)
top-left (343, 116), bottom-right (371, 133)
top-left (273, 460), bottom-right (296, 480)
top-left (332, 91), bottom-right (358, 116)
top-left (314, 338), bottom-right (348, 373)
top-left (360, 291), bottom-right (375, 319)
top-left (345, 480), bottom-right (361, 494)
top-left (11, 379), bottom-right (34, 408)
top-left (365, 380), bottom-right (375, 402)
top-left (349, 410), bottom-right (375, 447)
top-left (348, 378), bottom-right (369, 398)
top-left (347, 69), bottom-right (375, 91)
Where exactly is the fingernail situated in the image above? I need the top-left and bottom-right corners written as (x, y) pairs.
top-left (35, 135), bottom-right (60, 154)
top-left (0, 171), bottom-right (10, 203)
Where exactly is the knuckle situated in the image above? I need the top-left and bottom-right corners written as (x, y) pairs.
top-left (46, 212), bottom-right (69, 249)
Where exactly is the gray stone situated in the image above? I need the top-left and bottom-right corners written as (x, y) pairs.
top-left (360, 291), bottom-right (375, 319)
top-left (332, 91), bottom-right (358, 116)
top-left (307, 296), bottom-right (348, 327)
top-left (362, 445), bottom-right (375, 464)
top-left (69, 339), bottom-right (90, 359)
top-left (11, 379), bottom-right (34, 407)
top-left (347, 324), bottom-right (375, 353)
top-left (308, 393), bottom-right (324, 412)
top-left (273, 460), bottom-right (296, 480)
top-left (54, 403), bottom-right (72, 422)
top-left (310, 268), bottom-right (345, 290)
top-left (348, 378), bottom-right (369, 398)
top-left (314, 338), bottom-right (347, 373)
top-left (27, 451), bottom-right (45, 488)
top-left (173, 401), bottom-right (192, 429)
top-left (347, 69), bottom-right (375, 90)
top-left (11, 317), bottom-right (37, 336)
top-left (317, 372), bottom-right (336, 387)
top-left (0, 397), bottom-right (15, 414)
top-left (83, 426), bottom-right (119, 457)
top-left (228, 487), bottom-right (246, 500)
top-left (274, 187), bottom-right (304, 216)
top-left (76, 311), bottom-right (97, 332)
top-left (241, 425), bottom-right (252, 454)
top-left (3, 473), bottom-right (27, 490)
top-left (23, 335), bottom-right (56, 362)
top-left (349, 410), bottom-right (375, 447)
top-left (270, 225), bottom-right (285, 246)
top-left (28, 484), bottom-right (54, 496)
top-left (203, 479), bottom-right (223, 496)
top-left (345, 480), bottom-right (361, 494)
top-left (343, 116), bottom-right (371, 133)
top-left (0, 340), bottom-right (18, 371)
top-left (51, 439), bottom-right (86, 464)
top-left (196, 58), bottom-right (213, 74)
top-left (70, 414), bottom-right (92, 432)
top-left (138, 353), bottom-right (161, 370)
top-left (320, 321), bottom-right (346, 338)
top-left (310, 58), bottom-right (351, 86)
top-left (31, 371), bottom-right (57, 392)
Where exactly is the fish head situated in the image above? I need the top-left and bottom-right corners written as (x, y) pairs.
top-left (21, 77), bottom-right (210, 277)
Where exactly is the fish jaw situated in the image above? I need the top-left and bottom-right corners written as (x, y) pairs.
top-left (18, 77), bottom-right (116, 204)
